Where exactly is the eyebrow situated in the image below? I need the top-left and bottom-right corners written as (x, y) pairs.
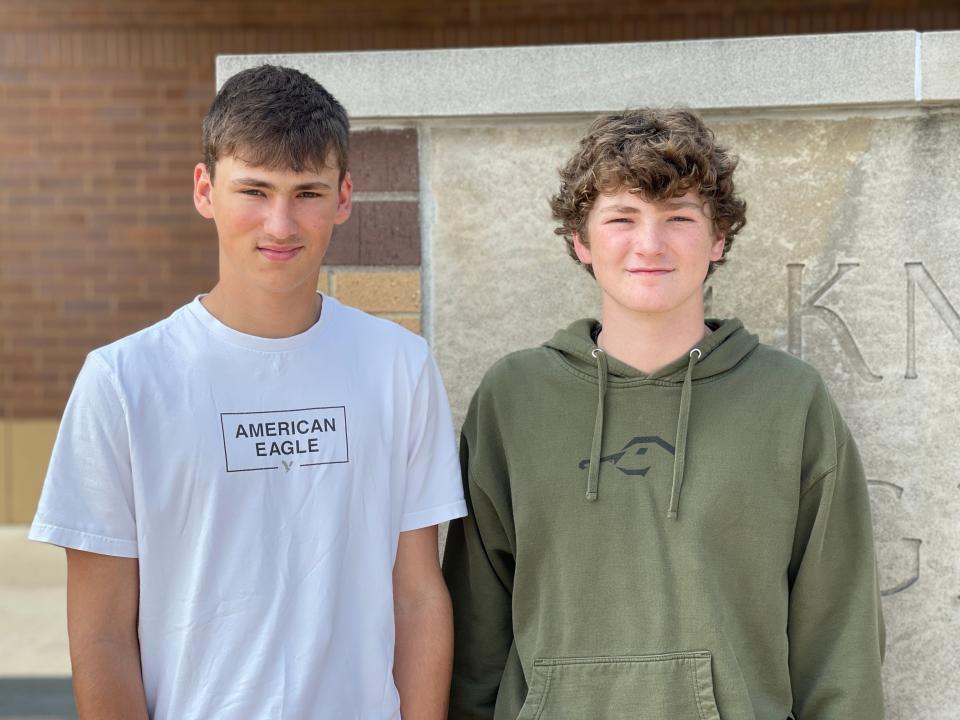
top-left (599, 201), bottom-right (703, 214)
top-left (231, 177), bottom-right (334, 191)
top-left (661, 200), bottom-right (702, 210)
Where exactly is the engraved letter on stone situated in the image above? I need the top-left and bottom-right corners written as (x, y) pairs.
top-left (786, 263), bottom-right (882, 382)
top-left (867, 480), bottom-right (922, 597)
top-left (905, 262), bottom-right (960, 379)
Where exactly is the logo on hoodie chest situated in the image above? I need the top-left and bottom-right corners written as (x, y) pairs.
top-left (578, 435), bottom-right (675, 477)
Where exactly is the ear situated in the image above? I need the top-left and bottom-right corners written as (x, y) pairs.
top-left (193, 163), bottom-right (215, 220)
top-left (572, 231), bottom-right (592, 265)
top-left (334, 172), bottom-right (353, 225)
top-left (709, 234), bottom-right (725, 262)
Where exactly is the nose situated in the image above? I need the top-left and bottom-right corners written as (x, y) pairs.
top-left (631, 219), bottom-right (665, 255)
top-left (263, 198), bottom-right (297, 241)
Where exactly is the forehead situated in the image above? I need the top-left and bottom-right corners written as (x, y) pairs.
top-left (591, 188), bottom-right (707, 213)
top-left (216, 154), bottom-right (339, 184)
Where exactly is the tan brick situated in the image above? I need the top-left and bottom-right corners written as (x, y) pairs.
top-left (316, 271), bottom-right (330, 295)
top-left (0, 421), bottom-right (8, 522)
top-left (8, 420), bottom-right (59, 524)
top-left (332, 270), bottom-right (420, 314)
top-left (377, 313), bottom-right (422, 335)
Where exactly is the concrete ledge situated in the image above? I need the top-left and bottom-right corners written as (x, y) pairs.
top-left (217, 31), bottom-right (939, 118)
top-left (921, 32), bottom-right (960, 102)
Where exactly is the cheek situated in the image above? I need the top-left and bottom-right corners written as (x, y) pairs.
top-left (301, 201), bottom-right (342, 229)
top-left (215, 200), bottom-right (260, 232)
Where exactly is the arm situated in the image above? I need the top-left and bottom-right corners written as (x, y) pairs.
top-left (393, 525), bottom-right (454, 720)
top-left (66, 549), bottom-right (148, 720)
top-left (788, 424), bottom-right (885, 718)
top-left (442, 434), bottom-right (515, 720)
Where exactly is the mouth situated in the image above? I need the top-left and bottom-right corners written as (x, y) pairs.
top-left (257, 245), bottom-right (303, 262)
top-left (627, 268), bottom-right (673, 275)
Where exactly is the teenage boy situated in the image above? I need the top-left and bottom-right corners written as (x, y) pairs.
top-left (30, 65), bottom-right (466, 720)
top-left (443, 109), bottom-right (884, 719)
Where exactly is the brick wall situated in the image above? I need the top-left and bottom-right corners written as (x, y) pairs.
top-left (1, 0), bottom-right (959, 520)
top-left (0, 73), bottom-right (422, 421)
top-left (3, 0), bottom-right (960, 419)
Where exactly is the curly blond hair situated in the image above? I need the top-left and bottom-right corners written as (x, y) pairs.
top-left (550, 109), bottom-right (746, 277)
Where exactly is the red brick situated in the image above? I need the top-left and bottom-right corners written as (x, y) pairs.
top-left (58, 85), bottom-right (107, 100)
top-left (350, 129), bottom-right (419, 193)
top-left (62, 299), bottom-right (111, 315)
top-left (36, 176), bottom-right (80, 190)
top-left (114, 159), bottom-right (161, 173)
top-left (3, 85), bottom-right (52, 102)
top-left (325, 211), bottom-right (361, 265)
top-left (358, 201), bottom-right (420, 266)
top-left (111, 86), bottom-right (159, 100)
top-left (7, 194), bottom-right (56, 207)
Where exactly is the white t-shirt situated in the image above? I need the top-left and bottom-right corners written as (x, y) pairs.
top-left (30, 295), bottom-right (467, 720)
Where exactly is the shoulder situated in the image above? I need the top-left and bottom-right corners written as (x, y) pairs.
top-left (464, 346), bottom-right (555, 430)
top-left (89, 304), bottom-right (193, 372)
top-left (478, 346), bottom-right (554, 390)
top-left (327, 300), bottom-right (435, 392)
top-left (56, 310), bottom-right (193, 433)
top-left (745, 343), bottom-right (850, 451)
top-left (331, 300), bottom-right (428, 356)
top-left (736, 342), bottom-right (835, 407)
top-left (743, 343), bottom-right (822, 383)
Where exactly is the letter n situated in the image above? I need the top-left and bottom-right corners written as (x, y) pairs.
top-left (905, 262), bottom-right (960, 379)
top-left (787, 262), bottom-right (882, 382)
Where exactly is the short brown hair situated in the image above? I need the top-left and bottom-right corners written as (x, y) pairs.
top-left (550, 109), bottom-right (746, 277)
top-left (202, 64), bottom-right (350, 183)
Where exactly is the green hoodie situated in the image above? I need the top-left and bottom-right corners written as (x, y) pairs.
top-left (443, 318), bottom-right (884, 720)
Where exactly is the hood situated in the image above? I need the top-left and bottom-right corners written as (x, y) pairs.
top-left (544, 317), bottom-right (758, 384)
top-left (543, 318), bottom-right (759, 519)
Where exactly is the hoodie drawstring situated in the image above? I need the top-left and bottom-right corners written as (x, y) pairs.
top-left (666, 348), bottom-right (701, 520)
top-left (585, 344), bottom-right (701, 516)
top-left (585, 347), bottom-right (608, 501)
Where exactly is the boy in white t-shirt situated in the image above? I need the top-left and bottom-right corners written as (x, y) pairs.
top-left (30, 64), bottom-right (466, 720)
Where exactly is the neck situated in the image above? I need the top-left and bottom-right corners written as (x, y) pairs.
top-left (597, 301), bottom-right (709, 375)
top-left (201, 281), bottom-right (322, 339)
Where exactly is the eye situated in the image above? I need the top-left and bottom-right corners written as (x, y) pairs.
top-left (298, 192), bottom-right (321, 199)
top-left (668, 215), bottom-right (694, 222)
top-left (241, 189), bottom-right (265, 197)
top-left (607, 217), bottom-right (632, 224)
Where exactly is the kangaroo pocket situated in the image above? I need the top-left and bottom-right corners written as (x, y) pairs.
top-left (516, 651), bottom-right (722, 720)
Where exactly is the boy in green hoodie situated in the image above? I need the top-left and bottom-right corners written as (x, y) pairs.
top-left (442, 109), bottom-right (885, 719)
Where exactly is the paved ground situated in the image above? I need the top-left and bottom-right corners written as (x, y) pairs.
top-left (0, 528), bottom-right (75, 717)
top-left (0, 678), bottom-right (75, 718)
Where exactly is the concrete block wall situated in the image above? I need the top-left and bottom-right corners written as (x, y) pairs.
top-left (229, 31), bottom-right (960, 718)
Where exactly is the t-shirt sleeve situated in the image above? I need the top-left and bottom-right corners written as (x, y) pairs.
top-left (28, 353), bottom-right (139, 558)
top-left (400, 351), bottom-right (467, 532)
